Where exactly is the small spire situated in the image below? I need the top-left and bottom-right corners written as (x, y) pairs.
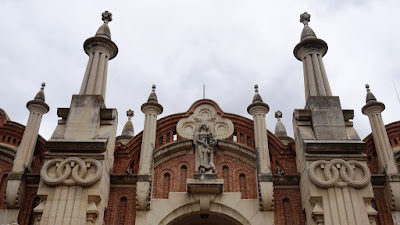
top-left (121, 109), bottom-right (135, 137)
top-left (252, 84), bottom-right (263, 103)
top-left (34, 82), bottom-right (46, 102)
top-left (147, 84), bottom-right (159, 103)
top-left (365, 84), bottom-right (377, 103)
top-left (96, 11), bottom-right (112, 39)
top-left (274, 110), bottom-right (287, 137)
top-left (299, 12), bottom-right (316, 41)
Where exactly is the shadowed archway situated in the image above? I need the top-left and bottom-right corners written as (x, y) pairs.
top-left (167, 212), bottom-right (243, 225)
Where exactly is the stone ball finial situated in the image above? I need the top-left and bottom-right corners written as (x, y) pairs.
top-left (300, 12), bottom-right (311, 26)
top-left (102, 11), bottom-right (112, 23)
top-left (127, 109), bottom-right (134, 121)
top-left (275, 110), bottom-right (283, 120)
top-left (365, 84), bottom-right (370, 92)
top-left (41, 82), bottom-right (46, 90)
top-left (254, 84), bottom-right (259, 92)
top-left (152, 84), bottom-right (156, 91)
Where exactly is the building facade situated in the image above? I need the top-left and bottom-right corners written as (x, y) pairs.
top-left (0, 11), bottom-right (399, 225)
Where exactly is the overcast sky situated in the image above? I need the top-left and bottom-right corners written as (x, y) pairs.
top-left (1, 0), bottom-right (400, 140)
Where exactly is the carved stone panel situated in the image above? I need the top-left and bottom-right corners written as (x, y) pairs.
top-left (41, 157), bottom-right (102, 187)
top-left (308, 159), bottom-right (371, 189)
top-left (176, 104), bottom-right (234, 140)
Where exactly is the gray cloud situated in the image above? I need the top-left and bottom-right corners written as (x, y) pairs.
top-left (1, 0), bottom-right (399, 140)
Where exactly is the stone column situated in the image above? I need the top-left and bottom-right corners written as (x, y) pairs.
top-left (362, 84), bottom-right (400, 224)
top-left (294, 12), bottom-right (332, 100)
top-left (4, 83), bottom-right (49, 223)
top-left (247, 84), bottom-right (273, 211)
top-left (79, 11), bottom-right (118, 101)
top-left (136, 85), bottom-right (163, 210)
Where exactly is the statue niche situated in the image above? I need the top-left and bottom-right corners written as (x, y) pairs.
top-left (194, 122), bottom-right (216, 174)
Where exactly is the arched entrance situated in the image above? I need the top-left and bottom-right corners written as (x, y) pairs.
top-left (167, 212), bottom-right (243, 225)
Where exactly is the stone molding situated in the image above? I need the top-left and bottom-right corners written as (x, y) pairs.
top-left (176, 104), bottom-right (234, 140)
top-left (41, 157), bottom-right (102, 187)
top-left (309, 159), bottom-right (371, 188)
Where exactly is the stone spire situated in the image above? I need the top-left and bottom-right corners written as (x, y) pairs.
top-left (95, 11), bottom-right (112, 39)
top-left (294, 12), bottom-right (332, 100)
top-left (274, 110), bottom-right (287, 138)
top-left (147, 84), bottom-right (159, 103)
top-left (79, 11), bottom-right (118, 101)
top-left (300, 12), bottom-right (317, 41)
top-left (252, 84), bottom-right (263, 103)
top-left (6, 83), bottom-right (49, 209)
top-left (365, 84), bottom-right (377, 103)
top-left (121, 109), bottom-right (135, 137)
top-left (247, 84), bottom-right (273, 211)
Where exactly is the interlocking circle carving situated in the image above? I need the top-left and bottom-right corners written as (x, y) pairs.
top-left (309, 159), bottom-right (371, 189)
top-left (41, 157), bottom-right (102, 187)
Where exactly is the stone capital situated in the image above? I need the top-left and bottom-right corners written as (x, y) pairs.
top-left (26, 100), bottom-right (50, 114)
top-left (141, 102), bottom-right (163, 115)
top-left (362, 101), bottom-right (385, 115)
top-left (247, 102), bottom-right (269, 116)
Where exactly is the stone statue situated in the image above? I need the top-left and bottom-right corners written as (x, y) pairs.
top-left (194, 122), bottom-right (216, 173)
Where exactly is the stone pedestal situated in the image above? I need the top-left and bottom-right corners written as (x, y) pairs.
top-left (35, 96), bottom-right (117, 225)
top-left (293, 97), bottom-right (376, 225)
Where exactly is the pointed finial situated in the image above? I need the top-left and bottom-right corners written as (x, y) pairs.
top-left (34, 82), bottom-right (46, 102)
top-left (275, 110), bottom-right (283, 121)
top-left (147, 84), bottom-right (159, 103)
top-left (41, 82), bottom-right (46, 91)
top-left (365, 83), bottom-right (377, 103)
top-left (300, 12), bottom-right (311, 26)
top-left (102, 11), bottom-right (112, 24)
top-left (252, 84), bottom-right (263, 103)
top-left (127, 109), bottom-right (134, 121)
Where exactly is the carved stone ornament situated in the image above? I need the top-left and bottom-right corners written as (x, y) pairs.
top-left (176, 104), bottom-right (234, 140)
top-left (41, 157), bottom-right (102, 187)
top-left (309, 159), bottom-right (371, 189)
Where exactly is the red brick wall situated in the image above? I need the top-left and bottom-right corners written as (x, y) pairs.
top-left (18, 187), bottom-right (39, 225)
top-left (274, 188), bottom-right (305, 225)
top-left (105, 187), bottom-right (137, 225)
top-left (153, 152), bottom-right (257, 199)
top-left (373, 188), bottom-right (394, 225)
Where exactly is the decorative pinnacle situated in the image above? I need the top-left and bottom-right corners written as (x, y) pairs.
top-left (300, 12), bottom-right (311, 26)
top-left (152, 84), bottom-right (156, 93)
top-left (254, 84), bottom-right (259, 93)
top-left (41, 82), bottom-right (46, 90)
top-left (127, 109), bottom-right (134, 121)
top-left (275, 110), bottom-right (283, 121)
top-left (102, 11), bottom-right (112, 24)
top-left (365, 84), bottom-right (370, 92)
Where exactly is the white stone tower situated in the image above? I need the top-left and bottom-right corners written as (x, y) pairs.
top-left (292, 12), bottom-right (376, 224)
top-left (34, 11), bottom-right (118, 225)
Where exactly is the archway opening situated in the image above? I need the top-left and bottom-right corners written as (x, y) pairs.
top-left (167, 212), bottom-right (243, 225)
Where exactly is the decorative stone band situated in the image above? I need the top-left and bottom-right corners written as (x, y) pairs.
top-left (41, 157), bottom-right (102, 187)
top-left (309, 159), bottom-right (371, 189)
